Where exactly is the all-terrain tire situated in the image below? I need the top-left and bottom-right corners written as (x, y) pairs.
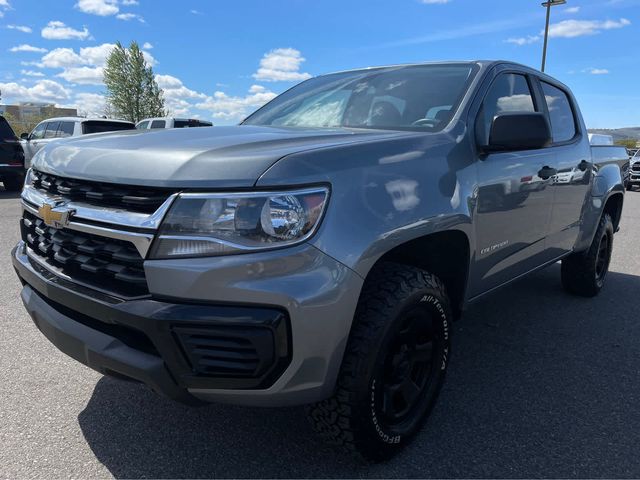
top-left (306, 262), bottom-right (453, 461)
top-left (561, 213), bottom-right (614, 297)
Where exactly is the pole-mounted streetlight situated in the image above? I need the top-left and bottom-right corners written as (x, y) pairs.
top-left (541, 0), bottom-right (566, 72)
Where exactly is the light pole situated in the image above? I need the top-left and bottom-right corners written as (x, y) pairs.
top-left (541, 0), bottom-right (566, 72)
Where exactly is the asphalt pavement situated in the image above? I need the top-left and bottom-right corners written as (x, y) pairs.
top-left (1, 188), bottom-right (640, 478)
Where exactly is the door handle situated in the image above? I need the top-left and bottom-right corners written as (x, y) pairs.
top-left (538, 166), bottom-right (557, 180)
top-left (578, 160), bottom-right (590, 171)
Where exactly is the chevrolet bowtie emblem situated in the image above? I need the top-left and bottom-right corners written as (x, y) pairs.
top-left (38, 201), bottom-right (75, 229)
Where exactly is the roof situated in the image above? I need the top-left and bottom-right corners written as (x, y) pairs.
top-left (37, 117), bottom-right (134, 124)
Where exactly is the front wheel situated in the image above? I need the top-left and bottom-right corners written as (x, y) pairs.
top-left (306, 262), bottom-right (452, 461)
top-left (561, 213), bottom-right (614, 297)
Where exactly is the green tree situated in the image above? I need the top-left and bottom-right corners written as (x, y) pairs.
top-left (615, 138), bottom-right (638, 150)
top-left (103, 41), bottom-right (166, 123)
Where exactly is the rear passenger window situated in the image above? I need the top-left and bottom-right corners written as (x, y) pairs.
top-left (476, 73), bottom-right (536, 145)
top-left (57, 122), bottom-right (75, 138)
top-left (541, 82), bottom-right (576, 143)
top-left (44, 122), bottom-right (60, 139)
top-left (150, 120), bottom-right (166, 129)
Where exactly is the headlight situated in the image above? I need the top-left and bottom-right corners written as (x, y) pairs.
top-left (149, 186), bottom-right (329, 258)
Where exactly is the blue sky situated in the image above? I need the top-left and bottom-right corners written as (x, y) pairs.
top-left (0, 0), bottom-right (638, 128)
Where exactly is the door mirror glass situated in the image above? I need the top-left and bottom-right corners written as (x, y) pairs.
top-left (486, 112), bottom-right (552, 152)
top-left (20, 132), bottom-right (29, 140)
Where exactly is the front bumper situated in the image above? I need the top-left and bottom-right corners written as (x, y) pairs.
top-left (13, 241), bottom-right (363, 406)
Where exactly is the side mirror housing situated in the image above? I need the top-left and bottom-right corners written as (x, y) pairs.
top-left (20, 132), bottom-right (29, 140)
top-left (485, 112), bottom-right (552, 152)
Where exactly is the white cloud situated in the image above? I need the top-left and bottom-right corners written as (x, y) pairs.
top-left (142, 42), bottom-right (153, 49)
top-left (587, 68), bottom-right (609, 75)
top-left (253, 48), bottom-right (311, 82)
top-left (38, 43), bottom-right (154, 85)
top-left (506, 35), bottom-right (540, 45)
top-left (190, 9), bottom-right (202, 14)
top-left (7, 25), bottom-right (32, 33)
top-left (73, 92), bottom-right (106, 116)
top-left (75, 0), bottom-right (118, 16)
top-left (41, 48), bottom-right (85, 68)
top-left (0, 0), bottom-right (10, 6)
top-left (156, 74), bottom-right (207, 115)
top-left (121, 0), bottom-right (138, 4)
top-left (420, 0), bottom-right (451, 3)
top-left (9, 44), bottom-right (47, 53)
top-left (565, 6), bottom-right (580, 13)
top-left (57, 66), bottom-right (104, 84)
top-left (78, 43), bottom-right (116, 66)
top-left (116, 12), bottom-right (144, 22)
top-left (0, 79), bottom-right (70, 102)
top-left (42, 21), bottom-right (91, 40)
top-left (197, 84), bottom-right (277, 121)
top-left (21, 69), bottom-right (45, 77)
top-left (547, 18), bottom-right (631, 38)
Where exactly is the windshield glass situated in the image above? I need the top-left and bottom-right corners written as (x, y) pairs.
top-left (243, 64), bottom-right (477, 131)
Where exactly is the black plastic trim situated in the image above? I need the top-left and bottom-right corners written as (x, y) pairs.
top-left (12, 243), bottom-right (292, 396)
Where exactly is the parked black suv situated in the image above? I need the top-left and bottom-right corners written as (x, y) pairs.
top-left (0, 115), bottom-right (25, 191)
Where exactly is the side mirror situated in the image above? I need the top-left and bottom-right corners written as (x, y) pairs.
top-left (20, 133), bottom-right (29, 140)
top-left (485, 112), bottom-right (552, 152)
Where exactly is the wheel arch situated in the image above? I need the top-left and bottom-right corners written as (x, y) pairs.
top-left (358, 229), bottom-right (471, 319)
top-left (603, 192), bottom-right (624, 231)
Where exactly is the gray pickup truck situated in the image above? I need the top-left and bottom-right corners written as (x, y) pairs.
top-left (12, 61), bottom-right (628, 460)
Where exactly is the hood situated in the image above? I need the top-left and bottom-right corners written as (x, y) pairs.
top-left (31, 125), bottom-right (407, 188)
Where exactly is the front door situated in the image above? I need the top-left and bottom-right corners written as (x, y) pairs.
top-left (470, 72), bottom-right (558, 296)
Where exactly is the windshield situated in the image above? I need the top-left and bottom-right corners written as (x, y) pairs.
top-left (243, 64), bottom-right (477, 131)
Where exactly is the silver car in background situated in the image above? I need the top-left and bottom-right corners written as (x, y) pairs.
top-left (136, 117), bottom-right (213, 130)
top-left (20, 117), bottom-right (135, 168)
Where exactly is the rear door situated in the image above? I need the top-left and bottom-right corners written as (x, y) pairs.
top-left (470, 70), bottom-right (559, 295)
top-left (536, 79), bottom-right (592, 253)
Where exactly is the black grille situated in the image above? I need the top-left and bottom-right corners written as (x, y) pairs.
top-left (21, 210), bottom-right (149, 297)
top-left (173, 325), bottom-right (276, 377)
top-left (632, 163), bottom-right (640, 172)
top-left (31, 170), bottom-right (174, 213)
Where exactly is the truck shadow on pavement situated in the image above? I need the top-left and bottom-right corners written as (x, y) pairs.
top-left (78, 265), bottom-right (640, 478)
top-left (0, 189), bottom-right (22, 199)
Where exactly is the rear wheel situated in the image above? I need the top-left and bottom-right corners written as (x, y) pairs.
top-left (561, 213), bottom-right (614, 297)
top-left (306, 262), bottom-right (452, 461)
top-left (2, 175), bottom-right (24, 192)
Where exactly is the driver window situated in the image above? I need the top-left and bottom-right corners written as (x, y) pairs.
top-left (476, 73), bottom-right (536, 146)
top-left (30, 122), bottom-right (46, 140)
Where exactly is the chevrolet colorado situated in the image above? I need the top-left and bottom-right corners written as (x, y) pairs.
top-left (12, 61), bottom-right (628, 460)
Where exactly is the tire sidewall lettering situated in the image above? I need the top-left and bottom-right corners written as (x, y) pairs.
top-left (368, 292), bottom-right (451, 444)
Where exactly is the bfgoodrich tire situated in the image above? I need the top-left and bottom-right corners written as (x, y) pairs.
top-left (306, 262), bottom-right (452, 461)
top-left (561, 213), bottom-right (614, 297)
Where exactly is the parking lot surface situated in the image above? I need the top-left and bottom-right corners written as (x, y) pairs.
top-left (1, 189), bottom-right (640, 479)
